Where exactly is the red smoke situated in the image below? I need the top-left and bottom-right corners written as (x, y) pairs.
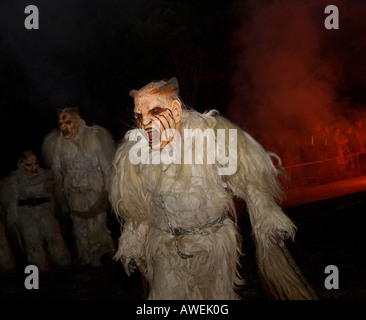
top-left (228, 0), bottom-right (366, 171)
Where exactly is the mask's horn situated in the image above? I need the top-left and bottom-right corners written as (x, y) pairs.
top-left (129, 89), bottom-right (138, 97)
top-left (154, 77), bottom-right (179, 95)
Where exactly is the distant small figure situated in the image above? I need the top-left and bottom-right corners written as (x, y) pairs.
top-left (345, 126), bottom-right (359, 174)
top-left (310, 123), bottom-right (327, 161)
top-left (310, 124), bottom-right (328, 183)
top-left (334, 128), bottom-right (351, 179)
top-left (354, 120), bottom-right (366, 153)
top-left (0, 151), bottom-right (71, 271)
top-left (323, 126), bottom-right (338, 182)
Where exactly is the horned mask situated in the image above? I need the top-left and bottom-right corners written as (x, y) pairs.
top-left (130, 77), bottom-right (182, 150)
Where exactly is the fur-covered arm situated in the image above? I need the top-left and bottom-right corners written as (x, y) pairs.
top-left (215, 116), bottom-right (296, 244)
top-left (93, 125), bottom-right (116, 193)
top-left (110, 133), bottom-right (151, 276)
top-left (215, 116), bottom-right (317, 299)
top-left (110, 133), bottom-right (150, 226)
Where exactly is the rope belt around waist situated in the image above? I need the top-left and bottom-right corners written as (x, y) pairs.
top-left (160, 195), bottom-right (227, 259)
top-left (18, 197), bottom-right (51, 207)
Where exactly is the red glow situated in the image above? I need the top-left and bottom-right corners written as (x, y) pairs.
top-left (283, 175), bottom-right (366, 207)
top-left (228, 0), bottom-right (366, 195)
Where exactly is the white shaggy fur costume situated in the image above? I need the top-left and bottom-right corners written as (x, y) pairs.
top-left (111, 78), bottom-right (317, 300)
top-left (0, 168), bottom-right (70, 271)
top-left (42, 118), bottom-right (116, 267)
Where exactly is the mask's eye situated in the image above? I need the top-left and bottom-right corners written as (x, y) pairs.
top-left (24, 163), bottom-right (32, 167)
top-left (151, 107), bottom-right (164, 115)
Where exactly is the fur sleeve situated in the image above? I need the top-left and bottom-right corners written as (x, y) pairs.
top-left (214, 115), bottom-right (296, 241)
top-left (110, 133), bottom-right (150, 276)
top-left (109, 133), bottom-right (150, 227)
top-left (214, 115), bottom-right (319, 300)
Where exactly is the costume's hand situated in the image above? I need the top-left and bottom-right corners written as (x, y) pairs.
top-left (121, 256), bottom-right (137, 276)
top-left (274, 229), bottom-right (290, 241)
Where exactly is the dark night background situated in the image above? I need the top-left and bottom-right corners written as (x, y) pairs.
top-left (1, 0), bottom-right (366, 177)
top-left (0, 0), bottom-right (366, 305)
top-left (1, 0), bottom-right (365, 177)
top-left (0, 0), bottom-right (239, 177)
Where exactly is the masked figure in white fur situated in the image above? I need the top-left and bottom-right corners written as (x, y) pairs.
top-left (42, 108), bottom-right (116, 267)
top-left (110, 77), bottom-right (317, 300)
top-left (0, 151), bottom-right (71, 271)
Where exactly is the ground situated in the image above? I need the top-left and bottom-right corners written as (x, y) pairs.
top-left (0, 189), bottom-right (365, 303)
